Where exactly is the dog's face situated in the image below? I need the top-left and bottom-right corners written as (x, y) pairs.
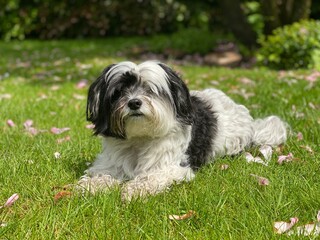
top-left (87, 61), bottom-right (193, 139)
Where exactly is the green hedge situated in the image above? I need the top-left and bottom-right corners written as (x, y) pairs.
top-left (0, 0), bottom-right (209, 40)
top-left (257, 19), bottom-right (320, 70)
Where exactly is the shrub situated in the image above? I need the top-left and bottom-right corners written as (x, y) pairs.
top-left (257, 19), bottom-right (320, 70)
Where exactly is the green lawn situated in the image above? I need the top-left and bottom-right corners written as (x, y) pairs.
top-left (0, 38), bottom-right (319, 239)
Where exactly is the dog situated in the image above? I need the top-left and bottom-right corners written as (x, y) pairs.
top-left (78, 60), bottom-right (287, 200)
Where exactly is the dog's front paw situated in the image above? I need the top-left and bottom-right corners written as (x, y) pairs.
top-left (121, 180), bottom-right (150, 202)
top-left (77, 174), bottom-right (119, 195)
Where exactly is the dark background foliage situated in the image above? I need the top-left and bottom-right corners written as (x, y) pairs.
top-left (1, 0), bottom-right (320, 69)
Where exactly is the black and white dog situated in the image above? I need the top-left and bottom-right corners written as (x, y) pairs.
top-left (78, 61), bottom-right (287, 200)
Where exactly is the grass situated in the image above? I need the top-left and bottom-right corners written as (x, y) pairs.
top-left (0, 37), bottom-right (319, 239)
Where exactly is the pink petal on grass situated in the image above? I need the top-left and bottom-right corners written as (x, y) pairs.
top-left (297, 132), bottom-right (303, 141)
top-left (300, 145), bottom-right (314, 154)
top-left (23, 119), bottom-right (33, 129)
top-left (57, 136), bottom-right (71, 144)
top-left (278, 153), bottom-right (294, 164)
top-left (51, 127), bottom-right (70, 134)
top-left (250, 174), bottom-right (270, 186)
top-left (293, 223), bottom-right (320, 236)
top-left (287, 211), bottom-right (320, 236)
top-left (245, 153), bottom-right (268, 166)
top-left (274, 217), bottom-right (299, 234)
top-left (259, 145), bottom-right (273, 161)
top-left (76, 79), bottom-right (88, 89)
top-left (26, 127), bottom-right (39, 135)
top-left (3, 193), bottom-right (19, 207)
top-left (7, 119), bottom-right (15, 127)
top-left (85, 124), bottom-right (95, 129)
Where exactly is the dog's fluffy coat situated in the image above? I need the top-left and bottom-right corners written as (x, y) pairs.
top-left (78, 61), bottom-right (287, 200)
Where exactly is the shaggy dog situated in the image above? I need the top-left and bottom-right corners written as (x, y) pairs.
top-left (78, 61), bottom-right (287, 200)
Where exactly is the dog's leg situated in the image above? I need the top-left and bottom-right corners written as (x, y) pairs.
top-left (121, 166), bottom-right (194, 201)
top-left (77, 174), bottom-right (121, 194)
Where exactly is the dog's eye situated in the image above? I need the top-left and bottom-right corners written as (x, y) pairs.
top-left (111, 89), bottom-right (121, 101)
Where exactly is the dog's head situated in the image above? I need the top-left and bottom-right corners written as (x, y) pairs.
top-left (87, 61), bottom-right (193, 139)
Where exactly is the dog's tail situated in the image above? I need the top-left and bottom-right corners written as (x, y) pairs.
top-left (252, 116), bottom-right (288, 146)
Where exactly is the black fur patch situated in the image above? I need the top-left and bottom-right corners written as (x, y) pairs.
top-left (186, 96), bottom-right (217, 170)
top-left (158, 63), bottom-right (193, 125)
top-left (86, 65), bottom-right (140, 138)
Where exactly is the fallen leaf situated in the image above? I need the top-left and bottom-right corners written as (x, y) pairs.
top-left (0, 93), bottom-right (12, 100)
top-left (221, 164), bottom-right (229, 170)
top-left (7, 119), bottom-right (15, 127)
top-left (0, 222), bottom-right (8, 228)
top-left (305, 71), bottom-right (320, 83)
top-left (259, 145), bottom-right (273, 161)
top-left (287, 211), bottom-right (320, 236)
top-left (300, 145), bottom-right (314, 154)
top-left (76, 79), bottom-right (88, 89)
top-left (50, 85), bottom-right (60, 91)
top-left (57, 136), bottom-right (71, 144)
top-left (3, 193), bottom-right (19, 207)
top-left (297, 132), bottom-right (303, 141)
top-left (238, 77), bottom-right (256, 86)
top-left (169, 210), bottom-right (196, 220)
top-left (54, 191), bottom-right (72, 203)
top-left (73, 94), bottom-right (85, 100)
top-left (51, 127), bottom-right (70, 134)
top-left (85, 124), bottom-right (95, 129)
top-left (245, 152), bottom-right (268, 166)
top-left (250, 174), bottom-right (270, 186)
top-left (274, 217), bottom-right (299, 234)
top-left (54, 152), bottom-right (61, 159)
top-left (291, 223), bottom-right (320, 236)
top-left (23, 119), bottom-right (33, 129)
top-left (278, 153), bottom-right (294, 164)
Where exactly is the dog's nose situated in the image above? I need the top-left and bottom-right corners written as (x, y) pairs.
top-left (128, 99), bottom-right (142, 110)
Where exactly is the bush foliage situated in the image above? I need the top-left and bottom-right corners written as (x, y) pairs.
top-left (0, 0), bottom-right (209, 40)
top-left (257, 19), bottom-right (320, 70)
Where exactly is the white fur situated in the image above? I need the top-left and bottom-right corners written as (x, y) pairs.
top-left (78, 61), bottom-right (287, 200)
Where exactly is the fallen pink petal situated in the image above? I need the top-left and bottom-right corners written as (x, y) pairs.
top-left (292, 223), bottom-right (320, 236)
top-left (274, 217), bottom-right (299, 234)
top-left (305, 71), bottom-right (320, 83)
top-left (297, 132), bottom-right (303, 141)
top-left (26, 127), bottom-right (39, 135)
top-left (76, 79), bottom-right (88, 89)
top-left (259, 145), bottom-right (273, 161)
top-left (300, 145), bottom-right (314, 154)
top-left (23, 119), bottom-right (33, 129)
top-left (57, 136), bottom-right (71, 144)
top-left (278, 153), bottom-right (294, 164)
top-left (250, 174), bottom-right (270, 185)
top-left (86, 124), bottom-right (95, 129)
top-left (51, 127), bottom-right (71, 134)
top-left (3, 193), bottom-right (19, 207)
top-left (7, 119), bottom-right (16, 127)
top-left (245, 152), bottom-right (268, 166)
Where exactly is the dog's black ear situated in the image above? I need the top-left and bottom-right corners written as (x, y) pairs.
top-left (86, 64), bottom-right (116, 135)
top-left (158, 63), bottom-right (193, 125)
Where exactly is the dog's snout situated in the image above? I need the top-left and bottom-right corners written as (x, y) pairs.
top-left (128, 98), bottom-right (142, 110)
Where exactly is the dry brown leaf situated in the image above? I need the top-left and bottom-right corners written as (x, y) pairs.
top-left (54, 191), bottom-right (72, 203)
top-left (169, 210), bottom-right (196, 220)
